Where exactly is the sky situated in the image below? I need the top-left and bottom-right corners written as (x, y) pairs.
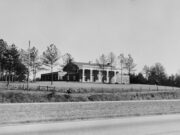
top-left (0, 0), bottom-right (180, 75)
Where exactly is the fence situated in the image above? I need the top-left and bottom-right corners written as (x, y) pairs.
top-left (0, 82), bottom-right (179, 94)
top-left (0, 83), bottom-right (56, 92)
top-left (38, 86), bottom-right (56, 91)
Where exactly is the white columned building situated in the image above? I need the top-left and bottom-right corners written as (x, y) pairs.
top-left (74, 62), bottom-right (129, 84)
top-left (41, 62), bottom-right (130, 84)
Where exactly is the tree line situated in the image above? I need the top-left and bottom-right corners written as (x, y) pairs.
top-left (131, 63), bottom-right (180, 87)
top-left (0, 39), bottom-right (27, 85)
top-left (0, 39), bottom-right (60, 86)
top-left (1, 38), bottom-right (180, 87)
top-left (0, 39), bottom-right (136, 85)
top-left (96, 53), bottom-right (180, 87)
top-left (0, 39), bottom-right (80, 86)
top-left (95, 53), bottom-right (136, 83)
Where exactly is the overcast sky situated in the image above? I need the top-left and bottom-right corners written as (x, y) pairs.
top-left (0, 0), bottom-right (180, 75)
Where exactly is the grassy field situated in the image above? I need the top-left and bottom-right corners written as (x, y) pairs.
top-left (0, 81), bottom-right (178, 92)
top-left (0, 81), bottom-right (179, 103)
top-left (1, 100), bottom-right (180, 124)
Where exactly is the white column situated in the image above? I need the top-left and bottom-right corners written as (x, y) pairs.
top-left (90, 69), bottom-right (93, 82)
top-left (114, 71), bottom-right (117, 83)
top-left (98, 70), bottom-right (102, 82)
top-left (106, 70), bottom-right (109, 83)
top-left (82, 68), bottom-right (85, 82)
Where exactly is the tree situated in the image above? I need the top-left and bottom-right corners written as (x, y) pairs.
top-left (30, 46), bottom-right (43, 82)
top-left (0, 40), bottom-right (27, 83)
top-left (148, 63), bottom-right (167, 85)
top-left (62, 53), bottom-right (74, 80)
top-left (30, 46), bottom-right (38, 81)
top-left (107, 52), bottom-right (116, 83)
top-left (19, 48), bottom-right (30, 83)
top-left (63, 62), bottom-right (79, 81)
top-left (41, 44), bottom-right (60, 85)
top-left (118, 53), bottom-right (126, 83)
top-left (107, 52), bottom-right (116, 67)
top-left (175, 74), bottom-right (180, 87)
top-left (0, 39), bottom-right (7, 80)
top-left (130, 73), bottom-right (147, 84)
top-left (124, 54), bottom-right (136, 75)
top-left (142, 65), bottom-right (150, 79)
top-left (14, 61), bottom-right (28, 82)
top-left (3, 44), bottom-right (21, 85)
top-left (167, 74), bottom-right (176, 86)
top-left (96, 54), bottom-right (108, 83)
top-left (62, 53), bottom-right (74, 65)
top-left (19, 47), bottom-right (43, 82)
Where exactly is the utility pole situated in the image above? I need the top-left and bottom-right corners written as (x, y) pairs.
top-left (121, 62), bottom-right (122, 84)
top-left (27, 40), bottom-right (30, 90)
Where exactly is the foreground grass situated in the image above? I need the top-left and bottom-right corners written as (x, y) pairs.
top-left (1, 100), bottom-right (180, 125)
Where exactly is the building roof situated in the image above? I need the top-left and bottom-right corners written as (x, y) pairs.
top-left (41, 71), bottom-right (59, 76)
top-left (74, 62), bottom-right (98, 68)
top-left (74, 62), bottom-right (116, 69)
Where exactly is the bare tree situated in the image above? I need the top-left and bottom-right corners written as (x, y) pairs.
top-left (30, 46), bottom-right (44, 82)
top-left (19, 46), bottom-right (43, 82)
top-left (41, 44), bottom-right (60, 85)
top-left (118, 53), bottom-right (126, 82)
top-left (19, 48), bottom-right (30, 83)
top-left (124, 54), bottom-right (136, 76)
top-left (142, 65), bottom-right (150, 79)
top-left (62, 53), bottom-right (74, 65)
top-left (62, 53), bottom-right (74, 81)
top-left (107, 52), bottom-right (116, 68)
top-left (96, 54), bottom-right (108, 83)
top-left (107, 52), bottom-right (116, 83)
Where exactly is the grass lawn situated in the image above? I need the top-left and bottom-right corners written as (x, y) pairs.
top-left (0, 81), bottom-right (178, 92)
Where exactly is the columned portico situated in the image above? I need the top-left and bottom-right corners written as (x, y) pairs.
top-left (74, 62), bottom-right (129, 84)
top-left (81, 68), bottom-right (119, 83)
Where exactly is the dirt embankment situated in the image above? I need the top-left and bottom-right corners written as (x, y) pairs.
top-left (0, 89), bottom-right (180, 103)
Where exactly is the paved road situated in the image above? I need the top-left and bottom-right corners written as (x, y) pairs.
top-left (1, 114), bottom-right (180, 135)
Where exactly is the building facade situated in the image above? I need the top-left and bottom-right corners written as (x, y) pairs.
top-left (41, 62), bottom-right (129, 84)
